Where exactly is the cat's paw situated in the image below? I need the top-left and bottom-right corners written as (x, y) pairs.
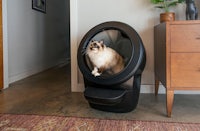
top-left (92, 67), bottom-right (101, 77)
top-left (93, 72), bottom-right (101, 77)
top-left (92, 68), bottom-right (98, 74)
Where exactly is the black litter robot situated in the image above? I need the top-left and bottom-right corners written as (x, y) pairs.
top-left (77, 21), bottom-right (146, 113)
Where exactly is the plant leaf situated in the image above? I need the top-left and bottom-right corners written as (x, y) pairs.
top-left (178, 0), bottom-right (185, 3)
top-left (151, 0), bottom-right (164, 4)
top-left (168, 1), bottom-right (178, 7)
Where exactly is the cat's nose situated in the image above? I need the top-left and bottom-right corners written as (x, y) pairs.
top-left (93, 43), bottom-right (99, 48)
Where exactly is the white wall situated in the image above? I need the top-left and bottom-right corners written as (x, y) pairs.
top-left (71, 0), bottom-right (200, 93)
top-left (6, 0), bottom-right (69, 84)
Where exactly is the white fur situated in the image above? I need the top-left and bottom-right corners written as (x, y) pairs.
top-left (92, 67), bottom-right (101, 76)
top-left (87, 47), bottom-right (117, 68)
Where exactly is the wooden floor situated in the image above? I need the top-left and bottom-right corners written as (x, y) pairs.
top-left (0, 64), bottom-right (200, 123)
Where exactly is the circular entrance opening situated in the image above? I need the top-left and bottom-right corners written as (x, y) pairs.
top-left (78, 21), bottom-right (145, 86)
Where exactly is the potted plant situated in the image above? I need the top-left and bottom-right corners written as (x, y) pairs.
top-left (151, 0), bottom-right (185, 22)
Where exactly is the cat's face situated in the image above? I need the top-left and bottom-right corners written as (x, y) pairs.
top-left (87, 40), bottom-right (105, 53)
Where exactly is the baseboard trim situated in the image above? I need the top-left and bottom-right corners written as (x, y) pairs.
top-left (9, 65), bottom-right (53, 84)
top-left (8, 59), bottom-right (68, 84)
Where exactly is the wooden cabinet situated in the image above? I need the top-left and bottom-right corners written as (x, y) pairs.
top-left (154, 20), bottom-right (200, 117)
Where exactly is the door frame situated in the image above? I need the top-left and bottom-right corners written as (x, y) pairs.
top-left (2, 0), bottom-right (8, 89)
top-left (70, 0), bottom-right (79, 92)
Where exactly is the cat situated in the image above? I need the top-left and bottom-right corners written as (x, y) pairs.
top-left (86, 40), bottom-right (124, 77)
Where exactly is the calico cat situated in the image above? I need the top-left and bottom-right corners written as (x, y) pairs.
top-left (86, 40), bottom-right (124, 77)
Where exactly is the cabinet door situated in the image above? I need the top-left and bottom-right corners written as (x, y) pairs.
top-left (171, 24), bottom-right (200, 52)
top-left (171, 53), bottom-right (200, 88)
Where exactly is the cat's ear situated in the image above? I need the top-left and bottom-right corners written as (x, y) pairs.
top-left (100, 42), bottom-right (105, 48)
top-left (99, 40), bottom-right (104, 44)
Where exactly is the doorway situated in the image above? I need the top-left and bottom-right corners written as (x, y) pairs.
top-left (2, 0), bottom-right (70, 89)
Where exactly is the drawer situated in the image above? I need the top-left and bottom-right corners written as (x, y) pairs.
top-left (171, 24), bottom-right (200, 52)
top-left (171, 53), bottom-right (200, 88)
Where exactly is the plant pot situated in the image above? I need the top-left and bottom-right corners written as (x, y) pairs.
top-left (160, 12), bottom-right (175, 23)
